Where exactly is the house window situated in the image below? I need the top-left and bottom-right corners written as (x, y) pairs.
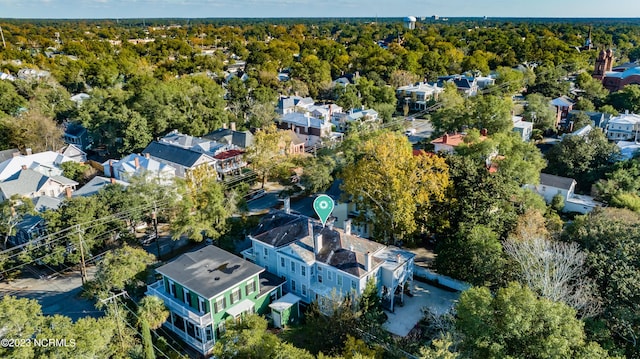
top-left (198, 297), bottom-right (206, 314)
top-left (302, 284), bottom-right (307, 296)
top-left (281, 257), bottom-right (285, 267)
top-left (246, 280), bottom-right (256, 296)
top-left (337, 275), bottom-right (343, 286)
top-left (291, 261), bottom-right (296, 273)
top-left (183, 289), bottom-right (191, 306)
top-left (327, 271), bottom-right (332, 282)
top-left (318, 274), bottom-right (323, 283)
top-left (301, 266), bottom-right (306, 277)
top-left (351, 280), bottom-right (357, 290)
top-left (217, 322), bottom-right (226, 337)
top-left (263, 247), bottom-right (268, 258)
top-left (168, 280), bottom-right (176, 297)
top-left (231, 288), bottom-right (241, 304)
top-left (205, 326), bottom-right (213, 341)
top-left (214, 297), bottom-right (226, 313)
top-left (291, 279), bottom-right (297, 292)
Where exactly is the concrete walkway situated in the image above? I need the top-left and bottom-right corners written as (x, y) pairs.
top-left (383, 281), bottom-right (459, 337)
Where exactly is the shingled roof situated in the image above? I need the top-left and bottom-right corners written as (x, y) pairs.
top-left (142, 141), bottom-right (213, 168)
top-left (252, 211), bottom-right (385, 277)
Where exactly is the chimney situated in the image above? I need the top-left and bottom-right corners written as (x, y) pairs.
top-left (284, 197), bottom-right (291, 214)
top-left (109, 160), bottom-right (114, 178)
top-left (442, 134), bottom-right (449, 144)
top-left (344, 219), bottom-right (351, 236)
top-left (365, 252), bottom-right (372, 272)
top-left (625, 109), bottom-right (630, 115)
top-left (222, 122), bottom-right (228, 129)
top-left (480, 128), bottom-right (488, 136)
top-left (25, 148), bottom-right (32, 155)
top-left (65, 187), bottom-right (72, 198)
top-left (134, 156), bottom-right (140, 169)
top-left (12, 151), bottom-right (20, 158)
top-left (308, 219), bottom-right (314, 243)
top-left (110, 177), bottom-right (116, 184)
top-left (314, 234), bottom-right (323, 255)
top-left (145, 153), bottom-right (150, 159)
top-left (230, 122), bottom-right (236, 131)
top-left (21, 164), bottom-right (27, 170)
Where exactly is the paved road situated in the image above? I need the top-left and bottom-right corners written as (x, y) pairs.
top-left (405, 119), bottom-right (434, 144)
top-left (0, 267), bottom-right (101, 321)
top-left (246, 192), bottom-right (280, 213)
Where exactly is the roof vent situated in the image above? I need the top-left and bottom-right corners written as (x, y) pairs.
top-left (214, 277), bottom-right (220, 281)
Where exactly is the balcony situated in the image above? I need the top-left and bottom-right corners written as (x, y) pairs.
top-left (147, 281), bottom-right (213, 327)
top-left (241, 247), bottom-right (256, 262)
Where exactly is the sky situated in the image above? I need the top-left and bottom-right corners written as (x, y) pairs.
top-left (1, 0), bottom-right (640, 19)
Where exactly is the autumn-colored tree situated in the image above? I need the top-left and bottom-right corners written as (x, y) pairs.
top-left (245, 123), bottom-right (284, 188)
top-left (340, 131), bottom-right (449, 242)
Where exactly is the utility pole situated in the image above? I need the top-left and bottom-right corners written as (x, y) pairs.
top-left (152, 202), bottom-right (160, 261)
top-left (77, 225), bottom-right (87, 285)
top-left (100, 292), bottom-right (128, 354)
top-left (0, 26), bottom-right (6, 49)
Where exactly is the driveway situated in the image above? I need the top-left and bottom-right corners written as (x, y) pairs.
top-left (383, 280), bottom-right (459, 337)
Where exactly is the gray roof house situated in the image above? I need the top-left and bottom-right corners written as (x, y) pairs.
top-left (204, 128), bottom-right (254, 149)
top-left (142, 141), bottom-right (215, 178)
top-left (0, 167), bottom-right (78, 202)
top-left (242, 210), bottom-right (415, 312)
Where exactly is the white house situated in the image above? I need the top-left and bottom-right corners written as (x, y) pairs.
top-left (512, 116), bottom-right (533, 142)
top-left (331, 108), bottom-right (379, 132)
top-left (103, 153), bottom-right (176, 184)
top-left (606, 112), bottom-right (640, 141)
top-left (0, 166), bottom-right (77, 201)
top-left (0, 150), bottom-right (80, 182)
top-left (527, 173), bottom-right (601, 214)
top-left (241, 210), bottom-right (415, 312)
top-left (396, 82), bottom-right (444, 110)
top-left (617, 140), bottom-right (640, 160)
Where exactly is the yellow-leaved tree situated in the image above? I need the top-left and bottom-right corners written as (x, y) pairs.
top-left (340, 131), bottom-right (449, 244)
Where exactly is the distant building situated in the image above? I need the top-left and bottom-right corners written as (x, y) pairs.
top-left (528, 173), bottom-right (601, 214)
top-left (592, 49), bottom-right (614, 81)
top-left (512, 116), bottom-right (533, 142)
top-left (403, 16), bottom-right (416, 30)
top-left (63, 122), bottom-right (92, 151)
top-left (396, 82), bottom-right (444, 110)
top-left (605, 112), bottom-right (640, 141)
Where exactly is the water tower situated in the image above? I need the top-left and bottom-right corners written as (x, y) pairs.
top-left (403, 16), bottom-right (416, 30)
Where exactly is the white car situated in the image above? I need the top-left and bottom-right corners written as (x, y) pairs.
top-left (404, 128), bottom-right (416, 136)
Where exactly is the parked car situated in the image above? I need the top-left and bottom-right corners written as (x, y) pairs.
top-left (140, 232), bottom-right (156, 246)
top-left (404, 128), bottom-right (416, 136)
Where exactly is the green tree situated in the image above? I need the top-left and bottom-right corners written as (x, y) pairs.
top-left (245, 123), bottom-right (284, 188)
top-left (92, 245), bottom-right (155, 294)
top-left (172, 167), bottom-right (236, 242)
top-left (0, 81), bottom-right (27, 116)
top-left (494, 66), bottom-right (526, 95)
top-left (545, 129), bottom-right (619, 192)
top-left (564, 207), bottom-right (640, 357)
top-left (523, 93), bottom-right (557, 130)
top-left (302, 156), bottom-right (336, 194)
top-left (435, 224), bottom-right (506, 287)
top-left (212, 314), bottom-right (314, 359)
top-left (455, 283), bottom-right (611, 359)
top-left (468, 94), bottom-right (514, 134)
top-left (340, 131), bottom-right (450, 243)
top-left (61, 161), bottom-right (91, 183)
top-left (607, 84), bottom-right (640, 113)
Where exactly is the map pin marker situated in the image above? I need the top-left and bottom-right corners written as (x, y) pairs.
top-left (313, 195), bottom-right (334, 227)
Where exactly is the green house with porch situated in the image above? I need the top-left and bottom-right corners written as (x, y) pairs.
top-left (146, 245), bottom-right (294, 355)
